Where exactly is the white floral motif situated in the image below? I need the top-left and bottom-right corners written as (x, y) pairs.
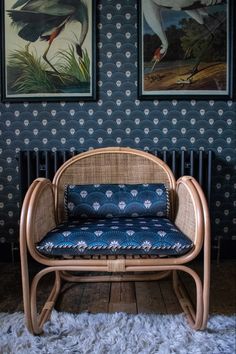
top-left (45, 242), bottom-right (54, 251)
top-left (94, 184), bottom-right (100, 188)
top-left (67, 202), bottom-right (75, 211)
top-left (157, 211), bottom-right (164, 217)
top-left (156, 188), bottom-right (163, 196)
top-left (77, 241), bottom-right (87, 252)
top-left (80, 190), bottom-right (88, 198)
top-left (158, 231), bottom-right (166, 237)
top-left (109, 240), bottom-right (120, 251)
top-left (106, 190), bottom-right (113, 198)
top-left (144, 200), bottom-right (152, 209)
top-left (119, 201), bottom-right (126, 210)
top-left (126, 230), bottom-right (135, 236)
top-left (131, 189), bottom-right (138, 197)
top-left (93, 202), bottom-right (100, 210)
top-left (62, 231), bottom-right (71, 237)
top-left (69, 185), bottom-right (75, 189)
top-left (118, 184), bottom-right (125, 188)
top-left (174, 242), bottom-right (182, 251)
top-left (94, 230), bottom-right (103, 236)
top-left (142, 241), bottom-right (152, 252)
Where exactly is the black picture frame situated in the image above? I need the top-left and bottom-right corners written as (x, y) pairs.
top-left (138, 0), bottom-right (235, 100)
top-left (1, 0), bottom-right (96, 102)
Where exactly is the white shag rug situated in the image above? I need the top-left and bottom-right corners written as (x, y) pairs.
top-left (0, 311), bottom-right (235, 354)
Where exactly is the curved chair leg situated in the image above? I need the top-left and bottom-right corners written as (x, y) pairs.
top-left (201, 242), bottom-right (210, 330)
top-left (20, 179), bottom-right (40, 334)
top-left (20, 241), bottom-right (34, 334)
top-left (190, 178), bottom-right (211, 330)
top-left (30, 270), bottom-right (62, 335)
top-left (173, 269), bottom-right (203, 330)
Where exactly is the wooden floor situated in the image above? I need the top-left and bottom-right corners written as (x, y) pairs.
top-left (0, 260), bottom-right (235, 315)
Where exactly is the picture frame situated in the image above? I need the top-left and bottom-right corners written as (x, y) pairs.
top-left (138, 0), bottom-right (235, 100)
top-left (1, 0), bottom-right (96, 102)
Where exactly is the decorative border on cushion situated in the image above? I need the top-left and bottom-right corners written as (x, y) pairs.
top-left (165, 185), bottom-right (170, 218)
top-left (64, 184), bottom-right (69, 220)
top-left (37, 242), bottom-right (193, 254)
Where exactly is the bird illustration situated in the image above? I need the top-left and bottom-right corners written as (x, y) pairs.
top-left (143, 0), bottom-right (225, 72)
top-left (7, 0), bottom-right (89, 73)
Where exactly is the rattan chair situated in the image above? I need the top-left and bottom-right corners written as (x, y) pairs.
top-left (20, 147), bottom-right (210, 334)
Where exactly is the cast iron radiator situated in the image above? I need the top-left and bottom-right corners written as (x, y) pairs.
top-left (17, 149), bottom-right (213, 206)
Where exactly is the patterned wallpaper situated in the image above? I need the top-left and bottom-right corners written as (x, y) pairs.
top-left (0, 0), bottom-right (235, 249)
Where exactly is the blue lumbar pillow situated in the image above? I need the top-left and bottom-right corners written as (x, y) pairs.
top-left (64, 183), bottom-right (169, 220)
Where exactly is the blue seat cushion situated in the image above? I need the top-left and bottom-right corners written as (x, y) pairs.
top-left (36, 217), bottom-right (193, 257)
top-left (65, 183), bottom-right (169, 220)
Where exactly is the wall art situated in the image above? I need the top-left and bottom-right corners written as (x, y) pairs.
top-left (138, 0), bottom-right (235, 99)
top-left (1, 0), bottom-right (96, 102)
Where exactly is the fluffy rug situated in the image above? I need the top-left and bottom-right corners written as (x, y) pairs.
top-left (0, 311), bottom-right (235, 354)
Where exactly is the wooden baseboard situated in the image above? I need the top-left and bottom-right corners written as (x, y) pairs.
top-left (211, 240), bottom-right (236, 260)
top-left (0, 243), bottom-right (20, 262)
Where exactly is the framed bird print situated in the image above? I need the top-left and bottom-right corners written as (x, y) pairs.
top-left (138, 0), bottom-right (235, 100)
top-left (1, 0), bottom-right (96, 102)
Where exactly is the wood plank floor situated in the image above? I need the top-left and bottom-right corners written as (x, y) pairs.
top-left (0, 260), bottom-right (235, 315)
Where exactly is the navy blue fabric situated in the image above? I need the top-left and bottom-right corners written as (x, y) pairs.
top-left (65, 183), bottom-right (169, 220)
top-left (36, 217), bottom-right (193, 257)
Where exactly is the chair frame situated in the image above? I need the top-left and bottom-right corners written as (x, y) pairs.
top-left (20, 147), bottom-right (210, 334)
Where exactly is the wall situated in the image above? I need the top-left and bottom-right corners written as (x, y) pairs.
top-left (0, 0), bottom-right (235, 255)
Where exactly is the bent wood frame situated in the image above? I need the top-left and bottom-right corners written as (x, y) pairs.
top-left (20, 147), bottom-right (210, 334)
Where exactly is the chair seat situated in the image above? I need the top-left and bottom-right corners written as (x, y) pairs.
top-left (36, 217), bottom-right (193, 257)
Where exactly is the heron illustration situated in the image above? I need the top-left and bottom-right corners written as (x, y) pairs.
top-left (7, 0), bottom-right (89, 73)
top-left (143, 0), bottom-right (225, 74)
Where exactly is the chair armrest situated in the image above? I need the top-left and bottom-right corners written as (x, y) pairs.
top-left (174, 176), bottom-right (204, 254)
top-left (23, 178), bottom-right (57, 257)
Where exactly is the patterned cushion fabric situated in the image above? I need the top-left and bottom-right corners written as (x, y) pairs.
top-left (65, 183), bottom-right (169, 220)
top-left (36, 217), bottom-right (193, 257)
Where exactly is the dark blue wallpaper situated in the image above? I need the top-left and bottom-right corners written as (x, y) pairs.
top-left (0, 1), bottom-right (235, 248)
